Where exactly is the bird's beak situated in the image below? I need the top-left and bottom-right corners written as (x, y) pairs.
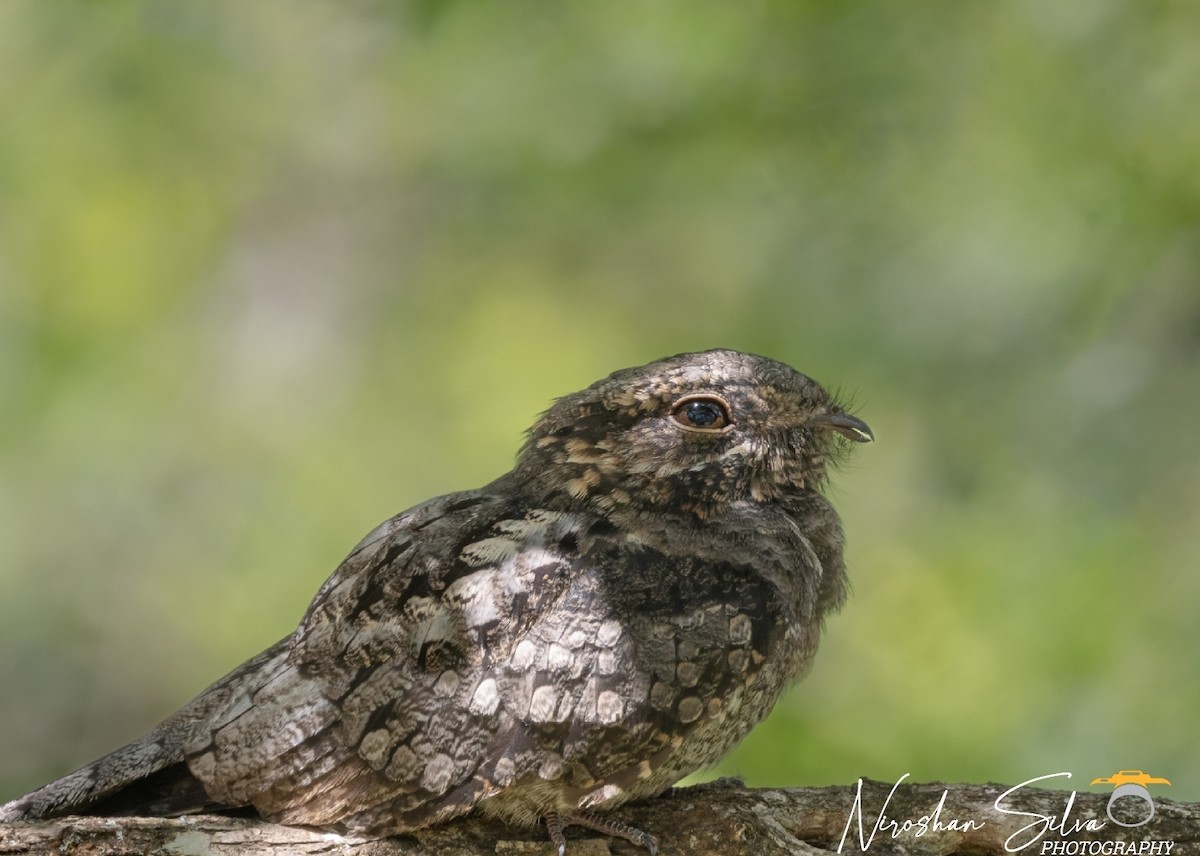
top-left (811, 410), bottom-right (874, 443)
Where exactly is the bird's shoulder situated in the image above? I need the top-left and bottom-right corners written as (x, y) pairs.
top-left (292, 483), bottom-right (589, 673)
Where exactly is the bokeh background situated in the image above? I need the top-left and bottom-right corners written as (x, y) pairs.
top-left (2, 1), bottom-right (1198, 807)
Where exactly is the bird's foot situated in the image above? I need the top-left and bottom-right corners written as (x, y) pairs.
top-left (544, 810), bottom-right (658, 855)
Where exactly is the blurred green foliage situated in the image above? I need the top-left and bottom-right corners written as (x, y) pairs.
top-left (2, 0), bottom-right (1197, 806)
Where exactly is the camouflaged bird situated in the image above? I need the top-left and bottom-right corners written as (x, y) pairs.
top-left (0, 349), bottom-right (872, 854)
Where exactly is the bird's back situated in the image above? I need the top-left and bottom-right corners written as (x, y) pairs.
top-left (2, 483), bottom-right (823, 836)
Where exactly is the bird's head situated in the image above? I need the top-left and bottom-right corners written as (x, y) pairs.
top-left (517, 349), bottom-right (872, 518)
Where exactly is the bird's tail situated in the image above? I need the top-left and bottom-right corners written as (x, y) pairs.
top-left (0, 709), bottom-right (212, 822)
top-left (0, 638), bottom-right (290, 822)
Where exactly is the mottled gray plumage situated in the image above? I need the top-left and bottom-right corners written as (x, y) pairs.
top-left (1, 349), bottom-right (872, 853)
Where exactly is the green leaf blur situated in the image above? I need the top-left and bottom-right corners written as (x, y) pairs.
top-left (1, 0), bottom-right (1196, 803)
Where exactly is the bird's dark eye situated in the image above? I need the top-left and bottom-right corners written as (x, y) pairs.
top-left (670, 396), bottom-right (732, 431)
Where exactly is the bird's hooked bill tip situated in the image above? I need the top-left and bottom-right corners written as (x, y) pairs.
top-left (812, 411), bottom-right (874, 443)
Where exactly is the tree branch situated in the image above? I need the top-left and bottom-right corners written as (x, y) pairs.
top-left (1, 780), bottom-right (1195, 856)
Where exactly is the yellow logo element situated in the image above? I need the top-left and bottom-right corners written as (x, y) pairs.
top-left (1090, 770), bottom-right (1171, 828)
top-left (1090, 770), bottom-right (1171, 788)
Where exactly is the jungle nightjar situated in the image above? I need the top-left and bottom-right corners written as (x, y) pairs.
top-left (1, 348), bottom-right (873, 854)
